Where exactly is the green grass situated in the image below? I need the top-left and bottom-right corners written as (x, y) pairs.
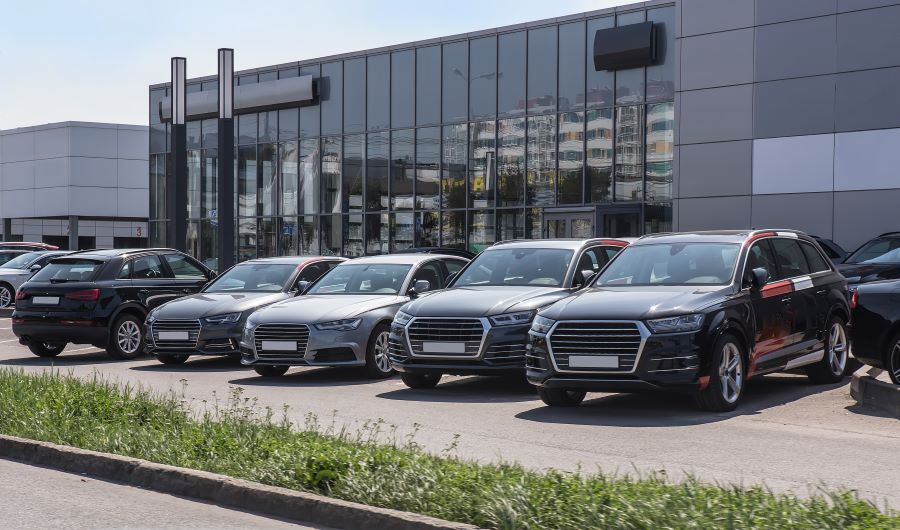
top-left (0, 368), bottom-right (895, 530)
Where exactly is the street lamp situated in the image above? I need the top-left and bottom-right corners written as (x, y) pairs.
top-left (169, 57), bottom-right (188, 251)
top-left (217, 49), bottom-right (236, 271)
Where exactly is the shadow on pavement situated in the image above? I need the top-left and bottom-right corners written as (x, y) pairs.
top-left (514, 374), bottom-right (850, 427)
top-left (229, 366), bottom-right (391, 387)
top-left (131, 355), bottom-right (246, 373)
top-left (0, 350), bottom-right (124, 366)
top-left (376, 375), bottom-right (537, 403)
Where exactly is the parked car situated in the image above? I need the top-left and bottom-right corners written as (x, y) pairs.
top-left (0, 251), bottom-right (72, 308)
top-left (145, 256), bottom-right (345, 365)
top-left (811, 236), bottom-right (848, 264)
top-left (848, 279), bottom-right (900, 384)
top-left (0, 250), bottom-right (30, 267)
top-left (240, 253), bottom-right (469, 378)
top-left (393, 247), bottom-right (477, 260)
top-left (0, 242), bottom-right (59, 251)
top-left (388, 239), bottom-right (631, 389)
top-left (526, 230), bottom-right (850, 412)
top-left (12, 249), bottom-right (214, 359)
top-left (837, 232), bottom-right (900, 288)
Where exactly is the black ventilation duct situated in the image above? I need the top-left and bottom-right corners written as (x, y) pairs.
top-left (593, 21), bottom-right (657, 71)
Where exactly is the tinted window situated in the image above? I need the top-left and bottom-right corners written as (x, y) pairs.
top-left (770, 239), bottom-right (811, 280)
top-left (343, 135), bottom-right (364, 212)
top-left (297, 261), bottom-right (339, 284)
top-left (367, 54), bottom-right (390, 131)
top-left (118, 261), bottom-right (131, 279)
top-left (309, 263), bottom-right (412, 294)
top-left (415, 127), bottom-right (440, 209)
top-left (646, 6), bottom-right (675, 103)
top-left (31, 259), bottom-right (103, 283)
top-left (528, 26), bottom-right (557, 114)
top-left (413, 261), bottom-right (444, 289)
top-left (344, 58), bottom-right (366, 133)
top-left (163, 254), bottom-right (206, 279)
top-left (469, 37), bottom-right (497, 120)
top-left (559, 21), bottom-right (586, 111)
top-left (416, 46), bottom-right (441, 126)
top-left (299, 64), bottom-right (321, 138)
top-left (442, 41), bottom-right (468, 123)
top-left (586, 17), bottom-right (615, 107)
top-left (206, 263), bottom-right (297, 292)
top-left (3, 252), bottom-right (45, 269)
top-left (844, 238), bottom-right (900, 265)
top-left (456, 248), bottom-right (574, 287)
top-left (391, 129), bottom-right (415, 210)
top-left (0, 251), bottom-right (24, 266)
top-left (366, 132), bottom-right (389, 210)
top-left (442, 124), bottom-right (467, 209)
top-left (445, 259), bottom-right (465, 276)
top-left (498, 118), bottom-right (526, 206)
top-left (597, 243), bottom-right (740, 286)
top-left (801, 241), bottom-right (831, 273)
top-left (745, 240), bottom-right (779, 284)
top-left (577, 245), bottom-right (621, 275)
top-left (498, 32), bottom-right (526, 117)
top-left (391, 50), bottom-right (415, 128)
top-left (132, 255), bottom-right (165, 279)
top-left (321, 62), bottom-right (343, 136)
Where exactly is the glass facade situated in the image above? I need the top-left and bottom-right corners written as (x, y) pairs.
top-left (149, 5), bottom-right (674, 259)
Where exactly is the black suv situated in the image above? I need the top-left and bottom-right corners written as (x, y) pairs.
top-left (12, 248), bottom-right (214, 359)
top-left (837, 232), bottom-right (900, 287)
top-left (389, 239), bottom-right (630, 389)
top-left (848, 279), bottom-right (900, 384)
top-left (527, 230), bottom-right (850, 412)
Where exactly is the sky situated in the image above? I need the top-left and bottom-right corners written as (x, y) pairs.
top-left (0, 0), bottom-right (625, 130)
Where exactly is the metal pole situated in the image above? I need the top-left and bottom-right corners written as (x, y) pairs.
top-left (169, 57), bottom-right (188, 251)
top-left (217, 49), bottom-right (236, 271)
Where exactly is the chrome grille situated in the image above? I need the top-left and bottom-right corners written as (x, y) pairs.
top-left (548, 321), bottom-right (643, 372)
top-left (485, 342), bottom-right (527, 365)
top-left (151, 319), bottom-right (200, 349)
top-left (253, 323), bottom-right (310, 360)
top-left (407, 318), bottom-right (485, 357)
top-left (387, 337), bottom-right (408, 363)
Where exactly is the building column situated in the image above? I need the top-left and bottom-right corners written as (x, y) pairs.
top-left (216, 48), bottom-right (235, 271)
top-left (1, 219), bottom-right (10, 242)
top-left (68, 216), bottom-right (79, 250)
top-left (168, 57), bottom-right (188, 252)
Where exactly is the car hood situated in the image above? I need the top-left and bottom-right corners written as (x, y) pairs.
top-left (0, 267), bottom-right (30, 277)
top-left (836, 263), bottom-right (900, 285)
top-left (152, 292), bottom-right (289, 320)
top-left (539, 285), bottom-right (732, 321)
top-left (249, 294), bottom-right (406, 324)
top-left (402, 285), bottom-right (573, 318)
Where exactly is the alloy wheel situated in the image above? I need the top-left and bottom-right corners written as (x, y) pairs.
top-left (374, 331), bottom-right (392, 373)
top-left (117, 320), bottom-right (142, 355)
top-left (719, 342), bottom-right (743, 404)
top-left (890, 342), bottom-right (900, 384)
top-left (828, 322), bottom-right (848, 376)
top-left (0, 287), bottom-right (11, 309)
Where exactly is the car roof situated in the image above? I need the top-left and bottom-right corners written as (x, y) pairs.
top-left (65, 248), bottom-right (179, 260)
top-left (237, 255), bottom-right (346, 265)
top-left (488, 238), bottom-right (632, 250)
top-left (633, 229), bottom-right (811, 245)
top-left (342, 254), bottom-right (465, 265)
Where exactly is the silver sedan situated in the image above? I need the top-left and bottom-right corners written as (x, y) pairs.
top-left (0, 251), bottom-right (71, 308)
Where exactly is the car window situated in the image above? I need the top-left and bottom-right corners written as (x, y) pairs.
top-left (2, 252), bottom-right (44, 269)
top-left (117, 261), bottom-right (131, 279)
top-left (132, 255), bottom-right (165, 279)
top-left (770, 238), bottom-right (811, 280)
top-left (412, 261), bottom-right (444, 289)
top-left (163, 254), bottom-right (206, 279)
top-left (30, 259), bottom-right (104, 283)
top-left (577, 246), bottom-right (620, 275)
top-left (297, 262), bottom-right (332, 283)
top-left (307, 263), bottom-right (412, 295)
top-left (800, 241), bottom-right (831, 273)
top-left (455, 248), bottom-right (574, 287)
top-left (745, 240), bottom-right (779, 285)
top-left (205, 263), bottom-right (298, 292)
top-left (445, 259), bottom-right (465, 276)
top-left (817, 241), bottom-right (839, 260)
top-left (844, 237), bottom-right (900, 265)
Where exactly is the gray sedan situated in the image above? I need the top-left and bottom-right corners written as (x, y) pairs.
top-left (0, 251), bottom-right (71, 308)
top-left (240, 254), bottom-right (468, 378)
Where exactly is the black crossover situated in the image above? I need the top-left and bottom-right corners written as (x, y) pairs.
top-left (848, 279), bottom-right (900, 384)
top-left (12, 248), bottom-right (214, 359)
top-left (526, 230), bottom-right (851, 411)
top-left (837, 231), bottom-right (900, 288)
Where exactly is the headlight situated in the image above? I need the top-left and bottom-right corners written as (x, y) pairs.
top-left (313, 318), bottom-right (362, 331)
top-left (530, 315), bottom-right (556, 335)
top-left (240, 322), bottom-right (254, 346)
top-left (490, 310), bottom-right (536, 326)
top-left (203, 312), bottom-right (242, 325)
top-left (645, 314), bottom-right (704, 334)
top-left (394, 311), bottom-right (413, 326)
top-left (146, 312), bottom-right (157, 324)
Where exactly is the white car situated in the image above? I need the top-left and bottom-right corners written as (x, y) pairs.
top-left (0, 251), bottom-right (71, 308)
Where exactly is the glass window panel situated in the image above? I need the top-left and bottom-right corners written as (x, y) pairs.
top-left (559, 22), bottom-right (586, 111)
top-left (417, 211), bottom-right (440, 247)
top-left (201, 80), bottom-right (218, 92)
top-left (497, 118), bottom-right (526, 207)
top-left (527, 26), bottom-right (557, 114)
top-left (391, 129), bottom-right (415, 210)
top-left (299, 215), bottom-right (320, 255)
top-left (345, 214), bottom-right (364, 257)
top-left (258, 218), bottom-right (278, 257)
top-left (526, 208), bottom-right (542, 238)
top-left (280, 217), bottom-right (299, 256)
top-left (615, 105), bottom-right (644, 201)
top-left (202, 149), bottom-right (217, 218)
top-left (321, 62), bottom-right (343, 136)
top-left (469, 121), bottom-right (496, 208)
top-left (150, 221), bottom-right (167, 247)
top-left (646, 102), bottom-right (673, 202)
top-left (187, 150), bottom-right (201, 218)
top-left (586, 17), bottom-right (615, 108)
top-left (391, 212), bottom-right (415, 252)
top-left (469, 36), bottom-right (497, 120)
top-left (468, 210), bottom-right (495, 254)
top-left (497, 209), bottom-right (526, 240)
top-left (526, 114), bottom-right (556, 206)
top-left (299, 138), bottom-right (320, 215)
top-left (150, 154), bottom-right (166, 220)
top-left (616, 68), bottom-right (645, 106)
top-left (201, 118), bottom-right (217, 149)
top-left (366, 132), bottom-right (389, 211)
top-left (441, 124), bottom-right (467, 209)
top-left (278, 67), bottom-right (298, 79)
top-left (299, 64), bottom-right (321, 137)
top-left (187, 83), bottom-right (202, 94)
top-left (237, 145), bottom-right (257, 217)
top-left (238, 218), bottom-right (256, 262)
top-left (238, 113), bottom-right (257, 145)
top-left (367, 54), bottom-right (390, 131)
top-left (416, 46), bottom-right (441, 126)
top-left (186, 121), bottom-right (201, 150)
top-left (150, 88), bottom-right (165, 126)
top-left (498, 32), bottom-right (526, 118)
top-left (279, 108), bottom-right (298, 140)
top-left (558, 111), bottom-right (585, 205)
top-left (259, 71), bottom-right (277, 82)
top-left (320, 214), bottom-right (341, 256)
top-left (343, 134), bottom-right (364, 212)
top-left (644, 202), bottom-right (672, 235)
top-left (391, 50), bottom-right (415, 129)
top-left (441, 211), bottom-right (466, 249)
top-left (321, 136), bottom-right (341, 213)
top-left (280, 141), bottom-right (299, 217)
top-left (259, 110), bottom-right (277, 143)
top-left (365, 213), bottom-right (389, 255)
top-left (186, 221), bottom-right (201, 262)
top-left (647, 7), bottom-right (675, 103)
top-left (344, 58), bottom-right (366, 133)
top-left (258, 143), bottom-right (278, 217)
top-left (617, 10), bottom-right (645, 25)
top-left (442, 41), bottom-right (468, 123)
top-left (586, 108), bottom-right (613, 203)
top-left (415, 127), bottom-right (440, 210)
top-left (200, 219), bottom-right (217, 265)
top-left (150, 123), bottom-right (166, 153)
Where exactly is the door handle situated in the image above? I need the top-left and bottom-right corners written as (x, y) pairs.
top-left (181, 289), bottom-right (191, 294)
top-left (816, 289), bottom-right (827, 295)
top-left (780, 297), bottom-right (792, 304)
top-left (138, 289), bottom-right (149, 296)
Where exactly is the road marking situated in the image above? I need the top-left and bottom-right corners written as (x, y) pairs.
top-left (65, 346), bottom-right (100, 353)
top-left (0, 339), bottom-right (20, 343)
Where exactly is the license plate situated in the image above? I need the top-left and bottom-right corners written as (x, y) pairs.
top-left (159, 331), bottom-right (189, 341)
top-left (32, 296), bottom-right (59, 305)
top-left (261, 340), bottom-right (297, 352)
top-left (422, 341), bottom-right (466, 354)
top-left (569, 355), bottom-right (619, 369)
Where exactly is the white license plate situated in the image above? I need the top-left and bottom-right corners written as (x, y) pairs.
top-left (422, 341), bottom-right (466, 354)
top-left (261, 340), bottom-right (297, 352)
top-left (159, 331), bottom-right (189, 341)
top-left (32, 296), bottom-right (59, 305)
top-left (569, 355), bottom-right (619, 369)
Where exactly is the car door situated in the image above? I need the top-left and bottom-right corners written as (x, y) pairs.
top-left (799, 239), bottom-right (837, 343)
top-left (769, 237), bottom-right (815, 352)
top-left (130, 254), bottom-right (183, 310)
top-left (161, 253), bottom-right (210, 296)
top-left (746, 239), bottom-right (795, 373)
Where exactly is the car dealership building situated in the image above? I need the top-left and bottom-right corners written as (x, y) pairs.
top-left (148, 0), bottom-right (900, 262)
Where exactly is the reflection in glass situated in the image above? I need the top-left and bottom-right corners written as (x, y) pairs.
top-left (644, 202), bottom-right (673, 235)
top-left (367, 54), bottom-right (390, 131)
top-left (646, 102), bottom-right (674, 201)
top-left (366, 132), bottom-right (389, 211)
top-left (391, 212), bottom-right (415, 252)
top-left (527, 26), bottom-right (557, 113)
top-left (647, 7), bottom-right (675, 102)
top-left (441, 210), bottom-right (466, 249)
top-left (186, 221), bottom-right (201, 261)
top-left (299, 64), bottom-right (321, 137)
top-left (186, 121), bottom-right (201, 150)
top-left (442, 124), bottom-right (467, 209)
top-left (280, 217), bottom-right (298, 256)
top-left (469, 37), bottom-right (497, 120)
top-left (468, 211), bottom-right (495, 254)
top-left (559, 21), bottom-right (586, 111)
top-left (279, 108), bottom-right (298, 140)
top-left (202, 149), bottom-right (217, 218)
top-left (365, 213), bottom-right (389, 255)
top-left (258, 143), bottom-right (277, 217)
top-left (497, 118), bottom-right (525, 206)
top-left (615, 105), bottom-right (644, 202)
top-left (586, 108), bottom-right (613, 203)
top-left (558, 112), bottom-right (584, 205)
top-left (202, 118), bottom-right (217, 149)
top-left (391, 50), bottom-right (415, 128)
top-left (321, 137), bottom-right (341, 214)
top-left (497, 209), bottom-right (526, 240)
top-left (346, 214), bottom-right (364, 257)
top-left (238, 113), bottom-right (257, 145)
top-left (321, 214), bottom-right (341, 256)
top-left (299, 139), bottom-right (320, 215)
top-left (526, 115), bottom-right (556, 206)
top-left (442, 41), bottom-right (468, 124)
top-left (150, 221), bottom-right (167, 247)
top-left (200, 220), bottom-right (217, 264)
top-left (299, 215), bottom-right (319, 255)
top-left (344, 58), bottom-right (366, 133)
top-left (469, 121), bottom-right (496, 208)
top-left (415, 127), bottom-right (440, 210)
top-left (280, 141), bottom-right (299, 217)
top-left (416, 46), bottom-right (441, 126)
top-left (258, 218), bottom-right (278, 257)
top-left (259, 111), bottom-right (277, 143)
top-left (586, 17), bottom-right (615, 108)
top-left (391, 129), bottom-right (414, 210)
top-left (498, 32), bottom-right (526, 118)
top-left (343, 135), bottom-right (364, 212)
top-left (187, 150), bottom-right (201, 218)
top-left (237, 146), bottom-right (257, 217)
top-left (238, 218), bottom-right (256, 261)
top-left (150, 154), bottom-right (166, 220)
top-left (417, 211), bottom-right (440, 247)
top-left (321, 62), bottom-right (343, 136)
top-left (616, 68), bottom-right (645, 105)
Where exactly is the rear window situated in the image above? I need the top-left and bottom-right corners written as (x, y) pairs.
top-left (31, 259), bottom-right (104, 283)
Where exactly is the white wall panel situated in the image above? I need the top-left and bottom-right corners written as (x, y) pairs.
top-left (33, 127), bottom-right (68, 159)
top-left (68, 126), bottom-right (117, 158)
top-left (0, 132), bottom-right (34, 162)
top-left (752, 134), bottom-right (835, 194)
top-left (117, 159), bottom-right (149, 189)
top-left (117, 128), bottom-right (149, 160)
top-left (117, 188), bottom-right (149, 217)
top-left (1, 161), bottom-right (35, 190)
top-left (70, 187), bottom-right (116, 217)
top-left (69, 157), bottom-right (117, 188)
top-left (34, 157), bottom-right (68, 188)
top-left (834, 128), bottom-right (900, 191)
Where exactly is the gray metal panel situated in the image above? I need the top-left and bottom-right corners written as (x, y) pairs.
top-left (755, 16), bottom-right (837, 82)
top-left (756, 0), bottom-right (836, 25)
top-left (834, 128), bottom-right (900, 191)
top-left (751, 192), bottom-right (834, 239)
top-left (837, 0), bottom-right (900, 12)
top-left (835, 67), bottom-right (900, 132)
top-left (678, 84), bottom-right (753, 144)
top-left (680, 0), bottom-right (754, 36)
top-left (680, 28), bottom-right (753, 91)
top-left (753, 134), bottom-right (835, 195)
top-left (837, 5), bottom-right (900, 71)
top-left (833, 189), bottom-right (900, 249)
top-left (679, 141), bottom-right (752, 198)
top-left (678, 196), bottom-right (751, 231)
top-left (753, 75), bottom-right (836, 138)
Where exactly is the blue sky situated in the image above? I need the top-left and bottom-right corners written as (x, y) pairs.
top-left (0, 0), bottom-right (624, 129)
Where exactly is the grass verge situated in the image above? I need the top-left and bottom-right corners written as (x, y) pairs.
top-left (0, 368), bottom-right (895, 529)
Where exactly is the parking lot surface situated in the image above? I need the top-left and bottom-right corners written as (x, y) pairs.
top-left (0, 319), bottom-right (897, 509)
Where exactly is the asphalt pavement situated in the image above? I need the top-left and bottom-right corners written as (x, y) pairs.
top-left (0, 318), bottom-right (897, 510)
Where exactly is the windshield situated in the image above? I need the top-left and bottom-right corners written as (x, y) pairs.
top-left (0, 252), bottom-right (24, 266)
top-left (204, 263), bottom-right (297, 292)
top-left (595, 243), bottom-right (740, 287)
top-left (2, 252), bottom-right (44, 269)
top-left (31, 259), bottom-right (103, 283)
top-left (308, 263), bottom-right (411, 295)
top-left (844, 238), bottom-right (900, 265)
top-left (454, 248), bottom-right (574, 287)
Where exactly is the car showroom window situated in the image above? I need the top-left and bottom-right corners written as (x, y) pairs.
top-left (164, 254), bottom-right (206, 279)
top-left (770, 239), bottom-right (811, 280)
top-left (132, 255), bottom-right (165, 279)
top-left (800, 241), bottom-right (831, 273)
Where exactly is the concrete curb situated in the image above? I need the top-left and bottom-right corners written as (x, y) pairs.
top-left (0, 307), bottom-right (13, 318)
top-left (0, 434), bottom-right (481, 530)
top-left (850, 367), bottom-right (900, 419)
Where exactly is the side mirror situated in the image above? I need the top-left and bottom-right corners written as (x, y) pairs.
top-left (207, 270), bottom-right (218, 280)
top-left (410, 279), bottom-right (431, 296)
top-left (294, 280), bottom-right (311, 295)
top-left (29, 264), bottom-right (42, 273)
top-left (750, 267), bottom-right (769, 291)
top-left (577, 269), bottom-right (596, 287)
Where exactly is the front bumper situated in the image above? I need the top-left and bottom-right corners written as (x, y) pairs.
top-left (240, 325), bottom-right (367, 367)
top-left (145, 322), bottom-right (242, 356)
top-left (12, 313), bottom-right (109, 347)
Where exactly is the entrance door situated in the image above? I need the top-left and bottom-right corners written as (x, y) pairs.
top-left (598, 206), bottom-right (642, 238)
top-left (543, 211), bottom-right (595, 238)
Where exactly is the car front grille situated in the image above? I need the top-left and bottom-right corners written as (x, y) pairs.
top-left (253, 323), bottom-right (310, 360)
top-left (406, 318), bottom-right (485, 357)
top-left (387, 337), bottom-right (408, 363)
top-left (548, 321), bottom-right (643, 372)
top-left (151, 319), bottom-right (201, 349)
top-left (484, 342), bottom-right (527, 366)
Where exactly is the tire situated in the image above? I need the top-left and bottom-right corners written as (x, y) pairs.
top-left (537, 387), bottom-right (587, 407)
top-left (157, 354), bottom-right (189, 365)
top-left (254, 365), bottom-right (289, 377)
top-left (693, 334), bottom-right (746, 412)
top-left (363, 323), bottom-right (394, 379)
top-left (806, 316), bottom-right (849, 384)
top-left (28, 342), bottom-right (66, 358)
top-left (887, 333), bottom-right (900, 385)
top-left (0, 283), bottom-right (13, 309)
top-left (400, 372), bottom-right (442, 389)
top-left (106, 314), bottom-right (145, 360)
